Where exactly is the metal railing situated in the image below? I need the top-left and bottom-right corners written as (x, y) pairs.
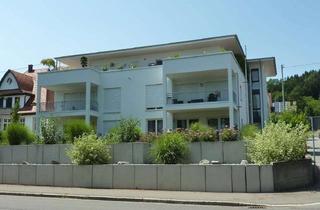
top-left (167, 90), bottom-right (229, 104)
top-left (40, 100), bottom-right (98, 112)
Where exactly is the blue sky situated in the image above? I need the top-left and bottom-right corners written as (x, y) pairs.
top-left (1, 0), bottom-right (320, 79)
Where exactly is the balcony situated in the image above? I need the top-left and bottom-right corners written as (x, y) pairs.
top-left (167, 90), bottom-right (228, 105)
top-left (40, 100), bottom-right (98, 113)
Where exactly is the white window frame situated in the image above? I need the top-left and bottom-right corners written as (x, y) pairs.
top-left (147, 119), bottom-right (163, 135)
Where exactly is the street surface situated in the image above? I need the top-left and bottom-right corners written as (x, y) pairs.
top-left (0, 195), bottom-right (319, 210)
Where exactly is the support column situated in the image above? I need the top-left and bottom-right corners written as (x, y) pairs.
top-left (228, 68), bottom-right (234, 128)
top-left (163, 111), bottom-right (173, 132)
top-left (35, 85), bottom-right (41, 135)
top-left (85, 82), bottom-right (91, 125)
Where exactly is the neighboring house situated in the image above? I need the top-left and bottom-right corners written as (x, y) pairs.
top-left (36, 35), bottom-right (276, 135)
top-left (0, 65), bottom-right (50, 131)
top-left (272, 101), bottom-right (297, 113)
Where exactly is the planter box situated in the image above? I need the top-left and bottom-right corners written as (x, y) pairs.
top-left (273, 159), bottom-right (313, 192)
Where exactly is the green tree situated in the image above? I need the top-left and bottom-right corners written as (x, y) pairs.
top-left (11, 102), bottom-right (20, 123)
top-left (41, 58), bottom-right (56, 69)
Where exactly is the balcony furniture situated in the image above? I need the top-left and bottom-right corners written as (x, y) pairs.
top-left (208, 93), bottom-right (218, 102)
top-left (155, 59), bottom-right (163, 65)
top-left (173, 99), bottom-right (183, 104)
top-left (188, 99), bottom-right (204, 103)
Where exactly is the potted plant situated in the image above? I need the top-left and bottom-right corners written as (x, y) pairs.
top-left (80, 56), bottom-right (88, 68)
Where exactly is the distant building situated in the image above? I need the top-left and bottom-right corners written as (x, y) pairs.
top-left (0, 65), bottom-right (51, 131)
top-left (272, 101), bottom-right (297, 113)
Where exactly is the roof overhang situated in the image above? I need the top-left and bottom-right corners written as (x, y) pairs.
top-left (55, 34), bottom-right (245, 66)
top-left (247, 57), bottom-right (277, 77)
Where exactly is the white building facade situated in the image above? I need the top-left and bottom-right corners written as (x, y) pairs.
top-left (36, 35), bottom-right (276, 135)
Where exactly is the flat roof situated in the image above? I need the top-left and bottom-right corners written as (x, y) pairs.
top-left (55, 34), bottom-right (245, 65)
top-left (247, 57), bottom-right (277, 76)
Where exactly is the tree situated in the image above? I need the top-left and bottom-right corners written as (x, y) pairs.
top-left (11, 102), bottom-right (20, 123)
top-left (41, 58), bottom-right (56, 69)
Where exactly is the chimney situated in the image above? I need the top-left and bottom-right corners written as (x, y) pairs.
top-left (28, 64), bottom-right (34, 73)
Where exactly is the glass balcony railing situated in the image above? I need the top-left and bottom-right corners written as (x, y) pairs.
top-left (167, 90), bottom-right (229, 105)
top-left (40, 100), bottom-right (98, 112)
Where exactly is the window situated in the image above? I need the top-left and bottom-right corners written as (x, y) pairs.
top-left (221, 118), bottom-right (230, 128)
top-left (251, 69), bottom-right (259, 82)
top-left (177, 120), bottom-right (187, 129)
top-left (147, 119), bottom-right (163, 134)
top-left (208, 119), bottom-right (218, 129)
top-left (6, 78), bottom-right (12, 84)
top-left (3, 119), bottom-right (11, 130)
top-left (253, 110), bottom-right (261, 124)
top-left (14, 97), bottom-right (20, 107)
top-left (189, 119), bottom-right (199, 126)
top-left (5, 97), bottom-right (12, 108)
top-left (20, 118), bottom-right (25, 125)
top-left (103, 88), bottom-right (121, 113)
top-left (146, 84), bottom-right (163, 109)
top-left (252, 90), bottom-right (261, 109)
top-left (0, 98), bottom-right (3, 108)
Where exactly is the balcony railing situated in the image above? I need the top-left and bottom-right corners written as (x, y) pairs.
top-left (167, 90), bottom-right (228, 105)
top-left (40, 100), bottom-right (98, 112)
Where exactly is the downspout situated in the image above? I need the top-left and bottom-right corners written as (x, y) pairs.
top-left (244, 45), bottom-right (250, 124)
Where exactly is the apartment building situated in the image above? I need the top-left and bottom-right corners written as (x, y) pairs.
top-left (36, 35), bottom-right (276, 135)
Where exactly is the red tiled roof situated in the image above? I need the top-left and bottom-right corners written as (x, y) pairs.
top-left (10, 70), bottom-right (34, 92)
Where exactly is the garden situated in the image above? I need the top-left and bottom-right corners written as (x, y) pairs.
top-left (0, 107), bottom-right (314, 192)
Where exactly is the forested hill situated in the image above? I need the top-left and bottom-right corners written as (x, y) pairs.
top-left (267, 70), bottom-right (320, 116)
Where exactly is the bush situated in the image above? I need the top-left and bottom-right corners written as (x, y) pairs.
top-left (220, 128), bottom-right (238, 141)
top-left (180, 122), bottom-right (218, 142)
top-left (5, 123), bottom-right (35, 145)
top-left (189, 122), bottom-right (208, 132)
top-left (151, 132), bottom-right (189, 164)
top-left (64, 119), bottom-right (92, 143)
top-left (269, 111), bottom-right (309, 128)
top-left (105, 118), bottom-right (141, 143)
top-left (246, 121), bottom-right (309, 164)
top-left (40, 119), bottom-right (63, 144)
top-left (67, 133), bottom-right (111, 165)
top-left (240, 124), bottom-right (260, 140)
top-left (140, 132), bottom-right (158, 143)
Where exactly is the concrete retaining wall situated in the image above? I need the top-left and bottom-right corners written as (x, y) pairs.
top-left (0, 143), bottom-right (151, 164)
top-left (0, 141), bottom-right (245, 165)
top-left (273, 159), bottom-right (313, 191)
top-left (0, 163), bottom-right (275, 192)
top-left (188, 141), bottom-right (246, 164)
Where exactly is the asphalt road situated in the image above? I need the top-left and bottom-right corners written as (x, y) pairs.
top-left (0, 195), bottom-right (320, 210)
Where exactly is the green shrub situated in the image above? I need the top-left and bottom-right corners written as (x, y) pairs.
top-left (220, 128), bottom-right (238, 141)
top-left (269, 111), bottom-right (309, 128)
top-left (240, 124), bottom-right (260, 140)
top-left (151, 132), bottom-right (189, 164)
top-left (5, 123), bottom-right (35, 145)
top-left (181, 122), bottom-right (218, 142)
top-left (105, 118), bottom-right (141, 143)
top-left (40, 119), bottom-right (63, 144)
top-left (246, 121), bottom-right (309, 164)
top-left (67, 133), bottom-right (111, 165)
top-left (64, 119), bottom-right (92, 143)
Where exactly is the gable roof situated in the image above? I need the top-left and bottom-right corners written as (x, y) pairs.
top-left (0, 70), bottom-right (34, 94)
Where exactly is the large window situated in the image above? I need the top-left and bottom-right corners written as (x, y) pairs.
top-left (176, 120), bottom-right (187, 129)
top-left (5, 97), bottom-right (12, 108)
top-left (147, 119), bottom-right (163, 134)
top-left (251, 69), bottom-right (260, 82)
top-left (103, 88), bottom-right (121, 113)
top-left (0, 98), bottom-right (3, 108)
top-left (253, 110), bottom-right (261, 124)
top-left (146, 84), bottom-right (163, 110)
top-left (3, 119), bottom-right (11, 130)
top-left (252, 90), bottom-right (261, 109)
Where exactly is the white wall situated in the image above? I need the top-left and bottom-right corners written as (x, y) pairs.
top-left (0, 72), bottom-right (19, 90)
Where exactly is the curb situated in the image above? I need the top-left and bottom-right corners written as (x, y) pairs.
top-left (0, 191), bottom-right (264, 207)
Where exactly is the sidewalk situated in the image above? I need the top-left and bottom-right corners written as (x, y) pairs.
top-left (0, 184), bottom-right (320, 207)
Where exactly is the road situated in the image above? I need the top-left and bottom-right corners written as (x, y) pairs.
top-left (0, 195), bottom-right (320, 210)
